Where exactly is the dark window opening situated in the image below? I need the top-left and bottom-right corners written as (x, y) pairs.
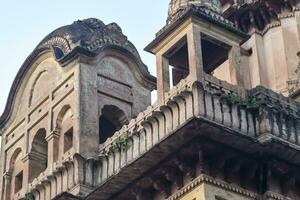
top-left (29, 128), bottom-right (48, 182)
top-left (201, 34), bottom-right (230, 75)
top-left (64, 127), bottom-right (73, 153)
top-left (15, 171), bottom-right (23, 192)
top-left (99, 105), bottom-right (128, 144)
top-left (99, 116), bottom-right (117, 143)
top-left (166, 36), bottom-right (189, 87)
top-left (215, 196), bottom-right (227, 200)
top-left (52, 46), bottom-right (65, 60)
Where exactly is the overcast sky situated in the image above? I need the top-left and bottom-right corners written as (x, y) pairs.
top-left (0, 0), bottom-right (169, 114)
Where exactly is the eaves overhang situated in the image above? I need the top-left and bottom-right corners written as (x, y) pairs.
top-left (145, 6), bottom-right (249, 54)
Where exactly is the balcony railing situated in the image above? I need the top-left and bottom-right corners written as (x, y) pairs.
top-left (95, 74), bottom-right (300, 190)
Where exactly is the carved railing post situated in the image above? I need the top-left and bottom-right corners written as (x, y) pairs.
top-left (257, 106), bottom-right (273, 143)
top-left (196, 144), bottom-right (205, 174)
top-left (151, 177), bottom-right (171, 198)
top-left (131, 187), bottom-right (152, 200)
top-left (174, 157), bottom-right (196, 179)
top-left (192, 82), bottom-right (206, 117)
top-left (162, 166), bottom-right (183, 188)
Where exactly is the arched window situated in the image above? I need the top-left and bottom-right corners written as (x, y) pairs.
top-left (99, 105), bottom-right (128, 144)
top-left (8, 148), bottom-right (23, 198)
top-left (56, 105), bottom-right (74, 159)
top-left (29, 128), bottom-right (48, 182)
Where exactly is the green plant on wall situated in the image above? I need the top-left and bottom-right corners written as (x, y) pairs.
top-left (108, 132), bottom-right (131, 154)
top-left (220, 93), bottom-right (258, 110)
top-left (220, 93), bottom-right (239, 106)
top-left (25, 192), bottom-right (35, 200)
top-left (246, 96), bottom-right (258, 109)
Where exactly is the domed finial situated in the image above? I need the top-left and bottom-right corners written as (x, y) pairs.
top-left (168, 0), bottom-right (222, 22)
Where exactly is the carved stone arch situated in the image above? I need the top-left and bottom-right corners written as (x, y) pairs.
top-left (28, 70), bottom-right (48, 107)
top-left (55, 105), bottom-right (74, 159)
top-left (97, 48), bottom-right (156, 90)
top-left (7, 148), bottom-right (23, 198)
top-left (29, 128), bottom-right (48, 182)
top-left (0, 50), bottom-right (55, 132)
top-left (98, 105), bottom-right (129, 144)
top-left (41, 36), bottom-right (71, 60)
top-left (8, 148), bottom-right (22, 171)
top-left (56, 105), bottom-right (73, 130)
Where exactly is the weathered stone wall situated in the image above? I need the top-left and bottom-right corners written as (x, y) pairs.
top-left (84, 73), bottom-right (300, 199)
top-left (0, 45), bottom-right (154, 200)
top-left (0, 52), bottom-right (80, 200)
top-left (213, 11), bottom-right (300, 96)
top-left (76, 50), bottom-right (152, 159)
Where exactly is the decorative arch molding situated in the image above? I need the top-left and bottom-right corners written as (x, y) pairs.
top-left (40, 36), bottom-right (71, 56)
top-left (29, 128), bottom-right (47, 155)
top-left (99, 105), bottom-right (129, 144)
top-left (55, 104), bottom-right (73, 131)
top-left (96, 46), bottom-right (156, 90)
top-left (54, 104), bottom-right (74, 159)
top-left (8, 148), bottom-right (22, 172)
top-left (28, 70), bottom-right (48, 107)
top-left (0, 49), bottom-right (54, 131)
top-left (5, 147), bottom-right (24, 199)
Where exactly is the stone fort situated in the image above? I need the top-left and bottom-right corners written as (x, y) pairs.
top-left (1, 0), bottom-right (300, 199)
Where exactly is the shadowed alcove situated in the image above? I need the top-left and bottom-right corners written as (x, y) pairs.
top-left (29, 128), bottom-right (48, 182)
top-left (99, 105), bottom-right (129, 144)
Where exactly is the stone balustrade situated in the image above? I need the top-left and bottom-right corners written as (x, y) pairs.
top-left (16, 148), bottom-right (79, 200)
top-left (27, 75), bottom-right (300, 200)
top-left (93, 74), bottom-right (300, 190)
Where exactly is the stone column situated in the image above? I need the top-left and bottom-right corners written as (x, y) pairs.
top-left (2, 172), bottom-right (12, 200)
top-left (187, 25), bottom-right (204, 82)
top-left (21, 154), bottom-right (30, 192)
top-left (46, 129), bottom-right (60, 170)
top-left (156, 54), bottom-right (170, 105)
top-left (229, 45), bottom-right (244, 86)
top-left (0, 136), bottom-right (5, 200)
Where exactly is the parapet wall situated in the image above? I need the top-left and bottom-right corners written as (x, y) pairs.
top-left (21, 73), bottom-right (300, 200)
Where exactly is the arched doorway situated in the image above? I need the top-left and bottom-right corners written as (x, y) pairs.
top-left (99, 105), bottom-right (128, 144)
top-left (29, 128), bottom-right (48, 182)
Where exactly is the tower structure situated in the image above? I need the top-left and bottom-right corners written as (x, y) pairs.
top-left (145, 0), bottom-right (248, 105)
top-left (222, 0), bottom-right (300, 97)
top-left (0, 18), bottom-right (156, 200)
top-left (2, 0), bottom-right (300, 200)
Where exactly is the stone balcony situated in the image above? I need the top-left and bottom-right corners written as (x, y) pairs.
top-left (84, 74), bottom-right (300, 199)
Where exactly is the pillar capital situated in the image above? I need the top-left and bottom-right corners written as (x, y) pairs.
top-left (46, 128), bottom-right (60, 142)
top-left (3, 171), bottom-right (12, 180)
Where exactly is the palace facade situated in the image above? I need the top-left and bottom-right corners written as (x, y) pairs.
top-left (2, 0), bottom-right (300, 199)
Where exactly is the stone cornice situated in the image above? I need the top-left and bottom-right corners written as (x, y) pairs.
top-left (167, 174), bottom-right (259, 200)
top-left (145, 5), bottom-right (249, 53)
top-left (167, 175), bottom-right (295, 200)
top-left (223, 0), bottom-right (300, 34)
top-left (45, 129), bottom-right (60, 141)
top-left (264, 191), bottom-right (294, 200)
